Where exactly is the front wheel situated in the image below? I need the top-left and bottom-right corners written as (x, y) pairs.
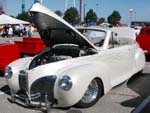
top-left (76, 78), bottom-right (103, 108)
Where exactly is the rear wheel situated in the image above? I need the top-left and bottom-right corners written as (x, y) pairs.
top-left (76, 78), bottom-right (103, 108)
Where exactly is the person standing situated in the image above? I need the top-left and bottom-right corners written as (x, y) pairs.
top-left (8, 25), bottom-right (13, 37)
top-left (28, 24), bottom-right (34, 38)
top-left (2, 25), bottom-right (8, 37)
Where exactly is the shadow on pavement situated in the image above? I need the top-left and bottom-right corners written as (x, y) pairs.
top-left (145, 54), bottom-right (150, 62)
top-left (121, 72), bottom-right (150, 113)
top-left (0, 85), bottom-right (10, 95)
top-left (127, 73), bottom-right (150, 97)
top-left (66, 109), bottom-right (82, 113)
top-left (0, 71), bottom-right (4, 77)
top-left (121, 96), bottom-right (145, 108)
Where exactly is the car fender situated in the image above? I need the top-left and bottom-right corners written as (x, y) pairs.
top-left (134, 47), bottom-right (145, 72)
top-left (6, 57), bottom-right (32, 93)
top-left (54, 63), bottom-right (112, 107)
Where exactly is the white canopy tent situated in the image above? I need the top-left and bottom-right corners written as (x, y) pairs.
top-left (0, 14), bottom-right (30, 25)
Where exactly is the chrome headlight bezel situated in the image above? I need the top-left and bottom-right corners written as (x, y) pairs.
top-left (58, 75), bottom-right (73, 91)
top-left (4, 66), bottom-right (13, 79)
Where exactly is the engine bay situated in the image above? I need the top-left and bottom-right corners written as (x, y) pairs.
top-left (29, 44), bottom-right (97, 69)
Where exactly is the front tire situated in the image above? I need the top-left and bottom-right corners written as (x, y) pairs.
top-left (76, 78), bottom-right (103, 108)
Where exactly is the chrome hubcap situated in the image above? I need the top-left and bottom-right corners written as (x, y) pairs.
top-left (81, 79), bottom-right (99, 103)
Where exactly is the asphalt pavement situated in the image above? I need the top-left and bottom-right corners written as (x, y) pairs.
top-left (0, 62), bottom-right (150, 113)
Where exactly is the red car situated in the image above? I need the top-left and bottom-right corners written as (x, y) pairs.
top-left (15, 37), bottom-right (46, 56)
top-left (0, 42), bottom-right (20, 71)
top-left (0, 37), bottom-right (46, 71)
top-left (136, 27), bottom-right (150, 55)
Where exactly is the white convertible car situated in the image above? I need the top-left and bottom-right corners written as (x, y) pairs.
top-left (5, 2), bottom-right (145, 111)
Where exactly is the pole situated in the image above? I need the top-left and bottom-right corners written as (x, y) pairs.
top-left (83, 4), bottom-right (86, 21)
top-left (134, 12), bottom-right (136, 21)
top-left (96, 3), bottom-right (99, 16)
top-left (65, 0), bottom-right (67, 11)
top-left (130, 12), bottom-right (132, 25)
top-left (129, 8), bottom-right (134, 27)
top-left (80, 0), bottom-right (82, 22)
top-left (73, 0), bottom-right (76, 7)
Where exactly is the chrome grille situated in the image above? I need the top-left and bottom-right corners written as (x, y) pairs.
top-left (19, 70), bottom-right (28, 91)
top-left (30, 75), bottom-right (57, 102)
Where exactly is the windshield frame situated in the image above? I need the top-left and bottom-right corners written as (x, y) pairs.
top-left (77, 28), bottom-right (106, 47)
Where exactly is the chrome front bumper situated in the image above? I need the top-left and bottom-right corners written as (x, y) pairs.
top-left (10, 70), bottom-right (58, 112)
top-left (10, 90), bottom-right (49, 107)
top-left (10, 89), bottom-right (57, 113)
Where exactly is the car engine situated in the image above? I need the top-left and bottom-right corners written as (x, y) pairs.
top-left (29, 44), bottom-right (84, 69)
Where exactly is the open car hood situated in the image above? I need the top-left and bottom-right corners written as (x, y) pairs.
top-left (29, 3), bottom-right (97, 50)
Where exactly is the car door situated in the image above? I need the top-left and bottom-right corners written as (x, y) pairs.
top-left (102, 35), bottom-right (133, 87)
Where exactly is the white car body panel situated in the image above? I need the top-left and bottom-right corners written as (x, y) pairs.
top-left (5, 3), bottom-right (145, 108)
top-left (6, 57), bottom-right (32, 92)
top-left (111, 27), bottom-right (136, 40)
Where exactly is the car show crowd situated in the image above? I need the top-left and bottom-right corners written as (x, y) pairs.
top-left (0, 24), bottom-right (34, 38)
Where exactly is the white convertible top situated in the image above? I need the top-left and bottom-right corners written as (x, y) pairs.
top-left (110, 27), bottom-right (136, 40)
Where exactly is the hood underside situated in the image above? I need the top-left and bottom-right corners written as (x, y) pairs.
top-left (29, 3), bottom-right (97, 50)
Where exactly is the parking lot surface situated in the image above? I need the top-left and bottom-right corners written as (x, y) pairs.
top-left (0, 62), bottom-right (150, 113)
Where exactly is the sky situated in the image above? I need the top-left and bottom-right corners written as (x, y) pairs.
top-left (2, 0), bottom-right (150, 24)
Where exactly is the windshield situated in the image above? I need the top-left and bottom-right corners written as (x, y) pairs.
top-left (77, 29), bottom-right (106, 47)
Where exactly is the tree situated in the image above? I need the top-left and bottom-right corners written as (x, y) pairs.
top-left (63, 7), bottom-right (80, 24)
top-left (55, 10), bottom-right (63, 17)
top-left (16, 12), bottom-right (32, 22)
top-left (85, 9), bottom-right (97, 22)
top-left (97, 17), bottom-right (105, 25)
top-left (107, 10), bottom-right (121, 26)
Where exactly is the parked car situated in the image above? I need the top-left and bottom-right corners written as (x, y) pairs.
top-left (136, 27), bottom-right (150, 55)
top-left (0, 37), bottom-right (46, 71)
top-left (5, 3), bottom-right (145, 112)
top-left (0, 42), bottom-right (20, 71)
top-left (15, 37), bottom-right (46, 57)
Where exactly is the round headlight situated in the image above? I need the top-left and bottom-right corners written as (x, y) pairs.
top-left (58, 75), bottom-right (72, 91)
top-left (4, 66), bottom-right (13, 79)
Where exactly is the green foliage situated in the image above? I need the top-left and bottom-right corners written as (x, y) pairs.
top-left (107, 10), bottom-right (121, 26)
top-left (85, 9), bottom-right (97, 22)
top-left (63, 7), bottom-right (80, 24)
top-left (55, 10), bottom-right (63, 17)
top-left (16, 12), bottom-right (32, 22)
top-left (97, 17), bottom-right (105, 25)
